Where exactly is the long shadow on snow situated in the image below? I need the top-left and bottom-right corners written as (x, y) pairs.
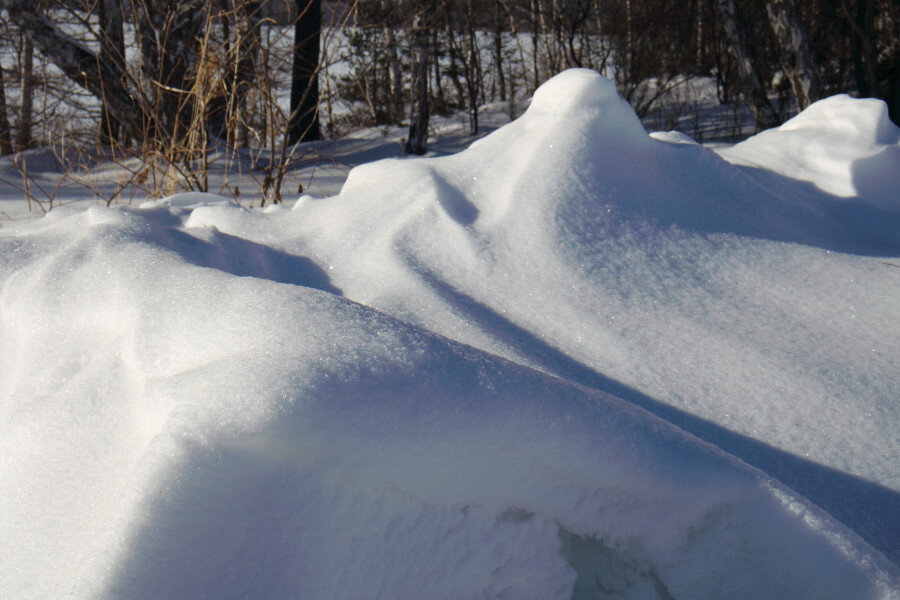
top-left (127, 214), bottom-right (342, 295)
top-left (417, 268), bottom-right (900, 565)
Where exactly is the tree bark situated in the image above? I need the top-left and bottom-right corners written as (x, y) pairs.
top-left (380, 0), bottom-right (404, 122)
top-left (493, 2), bottom-right (507, 103)
top-left (888, 67), bottom-right (900, 126)
top-left (287, 0), bottom-right (321, 145)
top-left (97, 0), bottom-right (126, 145)
top-left (463, 0), bottom-right (481, 134)
top-left (766, 0), bottom-right (823, 109)
top-left (529, 0), bottom-right (540, 91)
top-left (696, 0), bottom-right (704, 67)
top-left (716, 0), bottom-right (782, 129)
top-left (444, 9), bottom-right (466, 107)
top-left (225, 0), bottom-right (262, 147)
top-left (0, 65), bottom-right (13, 155)
top-left (132, 0), bottom-right (206, 144)
top-left (406, 0), bottom-right (435, 155)
top-left (847, 0), bottom-right (879, 98)
top-left (432, 26), bottom-right (445, 111)
top-left (16, 34), bottom-right (33, 150)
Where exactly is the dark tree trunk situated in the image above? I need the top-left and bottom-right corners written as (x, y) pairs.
top-left (888, 67), bottom-right (900, 126)
top-left (0, 65), bottom-right (13, 155)
top-left (380, 0), bottom-right (404, 122)
top-left (493, 2), bottom-right (507, 103)
top-left (432, 26), bottom-right (445, 111)
top-left (529, 0), bottom-right (540, 91)
top-left (133, 0), bottom-right (206, 145)
top-left (287, 0), bottom-right (321, 145)
top-left (406, 0), bottom-right (435, 155)
top-left (463, 0), bottom-right (481, 134)
top-left (16, 34), bottom-right (34, 150)
top-left (445, 10), bottom-right (466, 107)
top-left (766, 0), bottom-right (823, 109)
top-left (849, 0), bottom-right (879, 98)
top-left (97, 0), bottom-right (126, 145)
top-left (717, 0), bottom-right (782, 129)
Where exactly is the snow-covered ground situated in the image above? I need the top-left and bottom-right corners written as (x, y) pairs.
top-left (1, 70), bottom-right (898, 599)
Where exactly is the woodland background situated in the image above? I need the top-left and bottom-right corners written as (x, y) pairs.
top-left (0, 0), bottom-right (896, 202)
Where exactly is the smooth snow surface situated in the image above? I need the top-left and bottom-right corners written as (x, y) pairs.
top-left (718, 94), bottom-right (900, 211)
top-left (1, 70), bottom-right (898, 599)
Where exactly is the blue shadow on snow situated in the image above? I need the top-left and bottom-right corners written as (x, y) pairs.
top-left (414, 266), bottom-right (900, 566)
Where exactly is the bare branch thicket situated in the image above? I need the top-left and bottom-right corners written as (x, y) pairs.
top-left (0, 0), bottom-right (897, 214)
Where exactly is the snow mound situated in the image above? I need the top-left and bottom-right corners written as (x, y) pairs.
top-left (266, 69), bottom-right (897, 562)
top-left (2, 70), bottom-right (899, 598)
top-left (1, 204), bottom-right (896, 599)
top-left (718, 94), bottom-right (900, 211)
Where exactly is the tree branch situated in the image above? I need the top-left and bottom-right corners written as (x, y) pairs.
top-left (1, 1), bottom-right (143, 139)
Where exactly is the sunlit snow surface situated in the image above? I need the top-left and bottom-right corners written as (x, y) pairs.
top-left (1, 70), bottom-right (898, 599)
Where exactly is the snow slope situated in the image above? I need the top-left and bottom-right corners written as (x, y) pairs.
top-left (1, 70), bottom-right (898, 598)
top-left (191, 69), bottom-right (900, 559)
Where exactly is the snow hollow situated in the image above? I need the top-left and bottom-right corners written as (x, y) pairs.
top-left (1, 70), bottom-right (898, 599)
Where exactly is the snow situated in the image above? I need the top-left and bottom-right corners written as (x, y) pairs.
top-left (1, 69), bottom-right (898, 599)
top-left (717, 94), bottom-right (900, 211)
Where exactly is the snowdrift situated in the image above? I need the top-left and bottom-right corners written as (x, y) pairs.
top-left (719, 93), bottom-right (900, 211)
top-left (250, 69), bottom-right (900, 562)
top-left (1, 70), bottom-right (898, 598)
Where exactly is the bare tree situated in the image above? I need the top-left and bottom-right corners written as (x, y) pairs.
top-left (405, 0), bottom-right (435, 155)
top-left (97, 0), bottom-right (126, 145)
top-left (15, 34), bottom-right (33, 149)
top-left (1, 1), bottom-right (142, 140)
top-left (841, 0), bottom-right (879, 98)
top-left (131, 0), bottom-right (207, 145)
top-left (380, 0), bottom-right (404, 122)
top-left (0, 62), bottom-right (13, 155)
top-left (766, 0), bottom-right (823, 109)
top-left (716, 0), bottom-right (781, 129)
top-left (287, 0), bottom-right (321, 145)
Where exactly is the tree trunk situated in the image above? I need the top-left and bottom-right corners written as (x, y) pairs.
top-left (696, 0), bottom-right (704, 67)
top-left (529, 0), bottom-right (540, 91)
top-left (226, 0), bottom-right (262, 148)
top-left (848, 0), bottom-right (879, 98)
top-left (16, 34), bottom-right (34, 150)
top-left (498, 0), bottom-right (528, 113)
top-left (765, 0), bottom-right (823, 109)
top-left (406, 0), bottom-right (435, 155)
top-left (888, 67), bottom-right (900, 126)
top-left (97, 0), bottom-right (126, 145)
top-left (538, 0), bottom-right (559, 73)
top-left (3, 0), bottom-right (201, 145)
top-left (463, 0), bottom-right (481, 134)
top-left (432, 26), bottom-right (445, 112)
top-left (0, 65), bottom-right (13, 155)
top-left (132, 0), bottom-right (206, 146)
top-left (493, 3), bottom-right (507, 103)
top-left (287, 0), bottom-right (321, 145)
top-left (380, 0), bottom-right (403, 121)
top-left (716, 0), bottom-right (782, 129)
top-left (625, 0), bottom-right (633, 76)
top-left (445, 10), bottom-right (466, 108)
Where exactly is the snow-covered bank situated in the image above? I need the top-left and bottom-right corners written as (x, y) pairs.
top-left (1, 70), bottom-right (898, 598)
